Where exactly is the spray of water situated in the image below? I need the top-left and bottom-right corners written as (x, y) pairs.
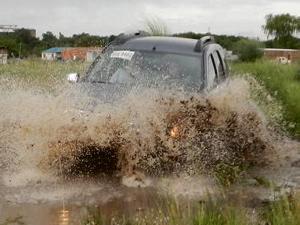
top-left (0, 77), bottom-right (276, 187)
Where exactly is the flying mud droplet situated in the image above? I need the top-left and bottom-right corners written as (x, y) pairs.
top-left (0, 78), bottom-right (275, 186)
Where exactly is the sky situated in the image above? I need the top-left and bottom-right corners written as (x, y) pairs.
top-left (1, 0), bottom-right (299, 40)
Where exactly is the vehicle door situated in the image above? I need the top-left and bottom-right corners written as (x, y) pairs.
top-left (204, 46), bottom-right (227, 90)
top-left (212, 48), bottom-right (227, 82)
top-left (204, 46), bottom-right (218, 90)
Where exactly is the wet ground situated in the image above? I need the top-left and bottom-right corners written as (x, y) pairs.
top-left (0, 138), bottom-right (299, 225)
top-left (0, 175), bottom-right (216, 225)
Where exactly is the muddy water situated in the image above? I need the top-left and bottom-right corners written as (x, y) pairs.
top-left (0, 78), bottom-right (299, 224)
top-left (0, 175), bottom-right (219, 225)
top-left (0, 178), bottom-right (156, 225)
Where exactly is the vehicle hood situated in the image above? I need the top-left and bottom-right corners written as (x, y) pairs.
top-left (66, 82), bottom-right (138, 112)
top-left (66, 81), bottom-right (201, 113)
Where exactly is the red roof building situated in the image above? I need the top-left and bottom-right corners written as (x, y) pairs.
top-left (62, 47), bottom-right (102, 61)
top-left (263, 48), bottom-right (300, 63)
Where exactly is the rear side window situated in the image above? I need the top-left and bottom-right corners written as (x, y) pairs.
top-left (213, 50), bottom-right (226, 81)
top-left (207, 54), bottom-right (218, 89)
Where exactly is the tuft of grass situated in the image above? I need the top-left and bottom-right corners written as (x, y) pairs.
top-left (231, 60), bottom-right (300, 139)
top-left (144, 18), bottom-right (169, 36)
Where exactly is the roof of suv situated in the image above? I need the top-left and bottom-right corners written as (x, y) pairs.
top-left (115, 36), bottom-right (201, 56)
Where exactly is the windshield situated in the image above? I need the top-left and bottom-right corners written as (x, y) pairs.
top-left (85, 49), bottom-right (203, 88)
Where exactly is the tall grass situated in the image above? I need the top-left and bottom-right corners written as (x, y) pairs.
top-left (83, 197), bottom-right (250, 225)
top-left (263, 193), bottom-right (300, 225)
top-left (144, 18), bottom-right (169, 36)
top-left (83, 194), bottom-right (300, 225)
top-left (0, 59), bottom-right (88, 91)
top-left (231, 60), bottom-right (300, 138)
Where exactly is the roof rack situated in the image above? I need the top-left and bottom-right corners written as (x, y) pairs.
top-left (194, 36), bottom-right (215, 52)
top-left (101, 31), bottom-right (149, 53)
top-left (110, 31), bottom-right (150, 45)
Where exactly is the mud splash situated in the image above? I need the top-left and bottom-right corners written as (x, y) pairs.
top-left (0, 78), bottom-right (275, 185)
top-left (1, 76), bottom-right (300, 225)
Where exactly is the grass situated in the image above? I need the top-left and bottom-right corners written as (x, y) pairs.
top-left (0, 58), bottom-right (88, 91)
top-left (82, 193), bottom-right (300, 225)
top-left (144, 18), bottom-right (169, 36)
top-left (263, 193), bottom-right (300, 225)
top-left (83, 197), bottom-right (250, 225)
top-left (231, 60), bottom-right (300, 139)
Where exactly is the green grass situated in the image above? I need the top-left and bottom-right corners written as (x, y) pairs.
top-left (0, 59), bottom-right (88, 91)
top-left (231, 60), bottom-right (300, 139)
top-left (83, 198), bottom-right (250, 225)
top-left (263, 193), bottom-right (300, 225)
top-left (83, 194), bottom-right (300, 225)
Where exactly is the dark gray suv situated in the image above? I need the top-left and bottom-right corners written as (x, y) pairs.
top-left (69, 32), bottom-right (228, 91)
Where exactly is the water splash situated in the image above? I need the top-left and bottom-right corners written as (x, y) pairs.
top-left (0, 78), bottom-right (275, 186)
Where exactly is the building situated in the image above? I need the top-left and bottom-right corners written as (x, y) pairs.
top-left (42, 47), bottom-right (66, 61)
top-left (42, 47), bottom-right (102, 61)
top-left (0, 47), bottom-right (8, 64)
top-left (86, 49), bottom-right (103, 62)
top-left (62, 47), bottom-right (102, 62)
top-left (263, 48), bottom-right (300, 63)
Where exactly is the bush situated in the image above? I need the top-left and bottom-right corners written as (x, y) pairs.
top-left (234, 39), bottom-right (263, 62)
top-left (231, 61), bottom-right (300, 138)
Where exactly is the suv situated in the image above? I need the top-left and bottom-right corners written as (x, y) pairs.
top-left (63, 33), bottom-right (229, 178)
top-left (68, 32), bottom-right (228, 92)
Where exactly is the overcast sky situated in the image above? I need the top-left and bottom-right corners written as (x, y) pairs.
top-left (1, 0), bottom-right (299, 39)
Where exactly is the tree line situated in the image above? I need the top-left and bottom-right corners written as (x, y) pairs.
top-left (0, 13), bottom-right (299, 60)
top-left (0, 30), bottom-right (116, 57)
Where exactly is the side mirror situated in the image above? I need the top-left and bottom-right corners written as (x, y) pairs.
top-left (67, 73), bottom-right (80, 83)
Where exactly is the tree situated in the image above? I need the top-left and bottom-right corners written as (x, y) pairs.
top-left (263, 13), bottom-right (300, 48)
top-left (41, 31), bottom-right (58, 48)
top-left (234, 39), bottom-right (263, 62)
top-left (58, 32), bottom-right (73, 47)
top-left (72, 33), bottom-right (106, 47)
top-left (0, 29), bottom-right (40, 57)
top-left (0, 36), bottom-right (19, 56)
top-left (174, 32), bottom-right (244, 50)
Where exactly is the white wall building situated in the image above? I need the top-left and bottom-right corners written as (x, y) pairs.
top-left (41, 47), bottom-right (65, 61)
